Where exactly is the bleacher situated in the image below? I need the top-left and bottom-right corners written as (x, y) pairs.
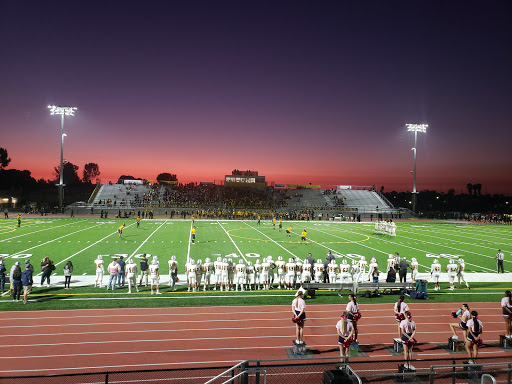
top-left (334, 189), bottom-right (394, 213)
top-left (92, 183), bottom-right (158, 208)
top-left (285, 189), bottom-right (332, 208)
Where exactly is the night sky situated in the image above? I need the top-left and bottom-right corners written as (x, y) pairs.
top-left (1, 1), bottom-right (511, 193)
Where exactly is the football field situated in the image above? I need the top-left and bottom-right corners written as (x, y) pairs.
top-left (1, 217), bottom-right (509, 278)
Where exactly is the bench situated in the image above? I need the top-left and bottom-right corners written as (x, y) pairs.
top-left (302, 281), bottom-right (414, 297)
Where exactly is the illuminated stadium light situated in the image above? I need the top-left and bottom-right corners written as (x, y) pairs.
top-left (406, 123), bottom-right (428, 133)
top-left (407, 123), bottom-right (427, 214)
top-left (49, 105), bottom-right (77, 213)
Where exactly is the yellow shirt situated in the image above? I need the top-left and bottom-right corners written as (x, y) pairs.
top-left (301, 231), bottom-right (307, 237)
top-left (279, 220), bottom-right (282, 225)
top-left (137, 217), bottom-right (140, 223)
top-left (287, 226), bottom-right (292, 231)
top-left (119, 225), bottom-right (125, 231)
top-left (192, 228), bottom-right (196, 235)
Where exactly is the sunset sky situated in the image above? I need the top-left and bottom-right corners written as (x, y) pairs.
top-left (1, 1), bottom-right (511, 194)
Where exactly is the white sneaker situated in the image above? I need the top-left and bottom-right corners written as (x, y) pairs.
top-left (151, 291), bottom-right (154, 295)
top-left (128, 291), bottom-right (131, 294)
top-left (156, 291), bottom-right (162, 295)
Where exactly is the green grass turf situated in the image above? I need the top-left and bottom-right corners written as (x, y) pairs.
top-left (1, 218), bottom-right (510, 311)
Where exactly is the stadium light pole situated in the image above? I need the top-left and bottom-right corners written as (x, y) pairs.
top-left (406, 123), bottom-right (428, 214)
top-left (48, 105), bottom-right (77, 213)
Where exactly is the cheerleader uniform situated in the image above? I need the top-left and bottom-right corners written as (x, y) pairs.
top-left (346, 300), bottom-right (359, 322)
top-left (292, 296), bottom-right (306, 322)
top-left (394, 301), bottom-right (409, 323)
top-left (336, 320), bottom-right (354, 344)
top-left (459, 310), bottom-right (470, 330)
top-left (400, 318), bottom-right (416, 342)
top-left (501, 297), bottom-right (512, 318)
top-left (466, 318), bottom-right (483, 342)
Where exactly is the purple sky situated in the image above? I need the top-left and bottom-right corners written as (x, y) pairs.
top-left (1, 1), bottom-right (511, 194)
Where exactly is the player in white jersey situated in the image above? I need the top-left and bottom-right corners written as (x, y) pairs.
top-left (213, 257), bottom-right (223, 291)
top-left (202, 258), bottom-right (213, 291)
top-left (261, 258), bottom-right (271, 290)
top-left (351, 261), bottom-right (361, 294)
top-left (302, 260), bottom-right (312, 283)
top-left (285, 258), bottom-right (296, 290)
top-left (149, 259), bottom-right (161, 295)
top-left (267, 256), bottom-right (276, 288)
top-left (410, 258), bottom-right (419, 282)
top-left (374, 220), bottom-right (379, 233)
top-left (227, 258), bottom-right (235, 291)
top-left (186, 259), bottom-right (198, 292)
top-left (389, 221), bottom-right (396, 237)
top-left (275, 256), bottom-right (286, 289)
top-left (367, 257), bottom-right (378, 282)
top-left (126, 258), bottom-right (139, 293)
top-left (221, 258), bottom-right (229, 291)
top-left (430, 259), bottom-right (441, 291)
top-left (295, 258), bottom-right (303, 288)
top-left (328, 259), bottom-right (338, 284)
top-left (246, 261), bottom-right (255, 290)
top-left (314, 259), bottom-right (324, 283)
top-left (446, 259), bottom-right (458, 290)
top-left (195, 259), bottom-right (203, 288)
top-left (340, 259), bottom-right (351, 284)
top-left (358, 256), bottom-right (367, 282)
top-left (387, 254), bottom-right (396, 272)
top-left (168, 255), bottom-right (178, 290)
top-left (235, 259), bottom-right (246, 291)
top-left (94, 255), bottom-right (104, 288)
top-left (457, 258), bottom-right (470, 289)
top-left (254, 259), bottom-right (262, 289)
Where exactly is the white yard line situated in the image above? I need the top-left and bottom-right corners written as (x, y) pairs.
top-left (186, 220), bottom-right (193, 264)
top-left (0, 220), bottom-right (78, 242)
top-left (241, 220), bottom-right (300, 260)
top-left (216, 221), bottom-right (245, 261)
top-left (127, 220), bottom-right (168, 261)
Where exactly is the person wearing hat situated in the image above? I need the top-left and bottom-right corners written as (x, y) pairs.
top-left (10, 261), bottom-right (22, 301)
top-left (24, 260), bottom-right (33, 294)
top-left (0, 259), bottom-right (6, 292)
top-left (21, 263), bottom-right (33, 304)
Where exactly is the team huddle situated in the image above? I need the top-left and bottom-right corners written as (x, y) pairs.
top-left (374, 220), bottom-right (397, 236)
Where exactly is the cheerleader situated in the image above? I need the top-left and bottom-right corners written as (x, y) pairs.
top-left (292, 290), bottom-right (306, 344)
top-left (336, 311), bottom-right (354, 358)
top-left (465, 311), bottom-right (483, 363)
top-left (346, 294), bottom-right (360, 341)
top-left (501, 290), bottom-right (512, 338)
top-left (400, 311), bottom-right (416, 368)
top-left (449, 303), bottom-right (470, 340)
top-left (394, 295), bottom-right (409, 337)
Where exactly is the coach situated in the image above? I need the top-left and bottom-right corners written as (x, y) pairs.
top-left (495, 250), bottom-right (505, 273)
top-left (399, 257), bottom-right (409, 283)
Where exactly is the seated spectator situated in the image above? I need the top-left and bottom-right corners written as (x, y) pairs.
top-left (386, 267), bottom-right (396, 283)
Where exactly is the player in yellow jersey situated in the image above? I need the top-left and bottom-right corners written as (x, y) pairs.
top-left (137, 217), bottom-right (141, 228)
top-left (286, 225), bottom-right (292, 238)
top-left (257, 215), bottom-right (261, 225)
top-left (301, 230), bottom-right (307, 244)
top-left (17, 214), bottom-right (21, 228)
top-left (192, 215), bottom-right (195, 224)
top-left (272, 217), bottom-right (276, 230)
top-left (118, 223), bottom-right (125, 238)
top-left (192, 226), bottom-right (196, 244)
top-left (279, 219), bottom-right (282, 232)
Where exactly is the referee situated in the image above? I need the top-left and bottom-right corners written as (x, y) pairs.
top-left (495, 249), bottom-right (505, 273)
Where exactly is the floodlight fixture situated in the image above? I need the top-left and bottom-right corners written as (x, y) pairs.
top-left (49, 105), bottom-right (77, 213)
top-left (406, 123), bottom-right (427, 214)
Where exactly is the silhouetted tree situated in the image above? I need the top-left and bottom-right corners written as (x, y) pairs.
top-left (474, 184), bottom-right (482, 197)
top-left (83, 163), bottom-right (101, 183)
top-left (466, 183), bottom-right (473, 196)
top-left (380, 186), bottom-right (384, 193)
top-left (157, 172), bottom-right (178, 183)
top-left (54, 162), bottom-right (81, 186)
top-left (0, 147), bottom-right (11, 169)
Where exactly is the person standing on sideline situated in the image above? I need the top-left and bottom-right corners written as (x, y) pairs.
top-left (149, 258), bottom-right (161, 295)
top-left (3, 209), bottom-right (8, 219)
top-left (457, 259), bottom-right (470, 289)
top-left (0, 260), bottom-right (6, 293)
top-left (106, 258), bottom-right (120, 290)
top-left (126, 258), bottom-right (139, 293)
top-left (117, 256), bottom-right (126, 287)
top-left (495, 250), bottom-right (505, 273)
top-left (11, 262), bottom-right (22, 302)
top-left (346, 294), bottom-right (360, 341)
top-left (400, 311), bottom-right (417, 369)
top-left (168, 255), bottom-right (178, 291)
top-left (292, 290), bottom-right (306, 344)
top-left (430, 259), bottom-right (441, 291)
top-left (21, 263), bottom-right (33, 304)
top-left (399, 257), bottom-right (409, 283)
top-left (95, 255), bottom-right (104, 288)
top-left (465, 311), bottom-right (483, 364)
top-left (40, 257), bottom-right (53, 287)
top-left (336, 311), bottom-right (354, 359)
top-left (501, 290), bottom-right (512, 338)
top-left (306, 253), bottom-right (315, 269)
top-left (394, 295), bottom-right (409, 337)
top-left (139, 254), bottom-right (149, 287)
top-left (63, 261), bottom-right (73, 289)
top-left (446, 259), bottom-right (458, 290)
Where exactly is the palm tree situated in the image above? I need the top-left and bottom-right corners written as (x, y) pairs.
top-left (466, 183), bottom-right (473, 196)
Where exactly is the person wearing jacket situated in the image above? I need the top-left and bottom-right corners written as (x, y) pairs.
top-left (21, 264), bottom-right (33, 304)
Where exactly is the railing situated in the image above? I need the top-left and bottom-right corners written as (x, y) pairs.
top-left (87, 181), bottom-right (102, 204)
